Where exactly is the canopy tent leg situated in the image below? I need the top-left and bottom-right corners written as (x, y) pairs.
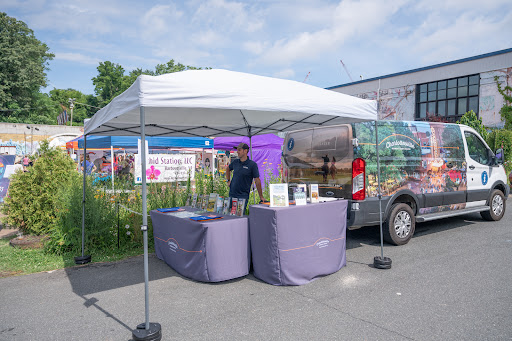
top-left (111, 145), bottom-right (114, 192)
top-left (248, 127), bottom-right (257, 206)
top-left (75, 135), bottom-right (91, 265)
top-left (373, 119), bottom-right (392, 269)
top-left (132, 106), bottom-right (162, 341)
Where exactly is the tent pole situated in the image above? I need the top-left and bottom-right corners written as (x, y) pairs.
top-left (376, 121), bottom-right (384, 258)
top-left (373, 80), bottom-right (391, 270)
top-left (111, 145), bottom-right (114, 192)
top-left (74, 135), bottom-right (91, 265)
top-left (249, 127), bottom-right (256, 206)
top-left (132, 106), bottom-right (162, 340)
top-left (141, 108), bottom-right (150, 328)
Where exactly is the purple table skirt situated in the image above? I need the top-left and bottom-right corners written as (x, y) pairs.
top-left (249, 200), bottom-right (348, 286)
top-left (150, 208), bottom-right (250, 282)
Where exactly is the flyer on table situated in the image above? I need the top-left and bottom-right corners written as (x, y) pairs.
top-left (270, 183), bottom-right (289, 207)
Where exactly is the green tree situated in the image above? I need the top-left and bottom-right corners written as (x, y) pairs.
top-left (457, 110), bottom-right (488, 141)
top-left (0, 13), bottom-right (54, 114)
top-left (49, 88), bottom-right (90, 125)
top-left (91, 61), bottom-right (126, 107)
top-left (494, 75), bottom-right (512, 129)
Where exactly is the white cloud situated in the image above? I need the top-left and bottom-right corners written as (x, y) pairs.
top-left (255, 0), bottom-right (406, 66)
top-left (55, 52), bottom-right (101, 65)
top-left (243, 41), bottom-right (268, 55)
top-left (139, 4), bottom-right (184, 42)
top-left (386, 7), bottom-right (512, 65)
top-left (273, 68), bottom-right (296, 79)
top-left (192, 0), bottom-right (264, 33)
top-left (192, 30), bottom-right (228, 48)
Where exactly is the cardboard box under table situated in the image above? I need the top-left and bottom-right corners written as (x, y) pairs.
top-left (150, 208), bottom-right (250, 282)
top-left (249, 200), bottom-right (348, 286)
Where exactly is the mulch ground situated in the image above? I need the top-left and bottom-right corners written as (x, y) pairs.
top-left (9, 235), bottom-right (48, 249)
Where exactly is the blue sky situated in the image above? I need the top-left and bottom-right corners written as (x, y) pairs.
top-left (2, 0), bottom-right (511, 96)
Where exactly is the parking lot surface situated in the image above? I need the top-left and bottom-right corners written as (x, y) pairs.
top-left (1, 198), bottom-right (511, 340)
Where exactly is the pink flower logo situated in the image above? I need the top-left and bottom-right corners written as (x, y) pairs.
top-left (146, 166), bottom-right (161, 181)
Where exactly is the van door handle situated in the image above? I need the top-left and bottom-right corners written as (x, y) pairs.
top-left (469, 165), bottom-right (475, 170)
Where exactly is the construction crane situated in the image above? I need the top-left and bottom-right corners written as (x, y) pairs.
top-left (303, 72), bottom-right (311, 83)
top-left (340, 59), bottom-right (354, 82)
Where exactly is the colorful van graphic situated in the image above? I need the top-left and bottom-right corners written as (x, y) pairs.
top-left (283, 121), bottom-right (508, 245)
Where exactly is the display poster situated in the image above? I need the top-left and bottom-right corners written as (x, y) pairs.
top-left (309, 184), bottom-right (319, 203)
top-left (293, 186), bottom-right (307, 206)
top-left (135, 154), bottom-right (195, 183)
top-left (270, 183), bottom-right (289, 207)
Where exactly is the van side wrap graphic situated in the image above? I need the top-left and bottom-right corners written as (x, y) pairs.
top-left (155, 236), bottom-right (203, 253)
top-left (279, 237), bottom-right (344, 252)
top-left (354, 121), bottom-right (467, 214)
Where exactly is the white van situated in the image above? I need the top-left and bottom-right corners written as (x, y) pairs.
top-left (282, 121), bottom-right (508, 245)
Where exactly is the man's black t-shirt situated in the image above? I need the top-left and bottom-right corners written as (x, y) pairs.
top-left (228, 158), bottom-right (259, 199)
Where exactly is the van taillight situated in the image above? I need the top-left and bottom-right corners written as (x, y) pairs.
top-left (352, 158), bottom-right (365, 200)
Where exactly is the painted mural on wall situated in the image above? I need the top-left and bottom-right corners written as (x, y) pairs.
top-left (479, 67), bottom-right (512, 128)
top-left (354, 121), bottom-right (467, 214)
top-left (0, 139), bottom-right (38, 155)
top-left (356, 85), bottom-right (416, 121)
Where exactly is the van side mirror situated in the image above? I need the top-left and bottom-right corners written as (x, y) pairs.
top-left (495, 148), bottom-right (504, 165)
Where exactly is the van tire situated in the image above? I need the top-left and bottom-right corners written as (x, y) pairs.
top-left (481, 189), bottom-right (505, 221)
top-left (383, 203), bottom-right (415, 245)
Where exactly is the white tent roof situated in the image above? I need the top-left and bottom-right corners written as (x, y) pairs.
top-left (85, 69), bottom-right (377, 137)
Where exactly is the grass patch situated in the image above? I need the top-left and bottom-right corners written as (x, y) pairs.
top-left (0, 235), bottom-right (154, 277)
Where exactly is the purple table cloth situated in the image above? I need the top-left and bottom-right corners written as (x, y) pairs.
top-left (249, 200), bottom-right (348, 286)
top-left (150, 208), bottom-right (250, 282)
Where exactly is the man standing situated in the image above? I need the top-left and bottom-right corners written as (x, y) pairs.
top-left (225, 143), bottom-right (265, 213)
top-left (80, 154), bottom-right (96, 175)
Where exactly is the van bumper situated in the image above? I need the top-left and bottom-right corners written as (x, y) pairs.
top-left (348, 197), bottom-right (390, 228)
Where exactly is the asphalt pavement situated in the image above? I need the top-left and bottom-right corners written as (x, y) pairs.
top-left (1, 198), bottom-right (511, 341)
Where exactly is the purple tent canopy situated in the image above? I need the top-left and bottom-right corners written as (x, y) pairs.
top-left (213, 134), bottom-right (283, 150)
top-left (214, 134), bottom-right (283, 184)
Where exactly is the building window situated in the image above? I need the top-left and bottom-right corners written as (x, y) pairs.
top-left (416, 74), bottom-right (479, 122)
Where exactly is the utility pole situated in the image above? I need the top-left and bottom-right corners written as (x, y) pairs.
top-left (26, 125), bottom-right (40, 154)
top-left (68, 98), bottom-right (76, 126)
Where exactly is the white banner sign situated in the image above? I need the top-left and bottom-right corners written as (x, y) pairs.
top-left (135, 154), bottom-right (195, 183)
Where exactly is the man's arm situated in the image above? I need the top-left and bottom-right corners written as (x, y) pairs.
top-left (254, 178), bottom-right (265, 202)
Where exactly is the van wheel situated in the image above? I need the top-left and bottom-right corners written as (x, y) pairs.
top-left (383, 203), bottom-right (415, 245)
top-left (481, 189), bottom-right (505, 221)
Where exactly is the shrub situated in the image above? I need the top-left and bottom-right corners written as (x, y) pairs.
top-left (2, 140), bottom-right (76, 235)
top-left (486, 129), bottom-right (512, 182)
top-left (46, 174), bottom-right (120, 254)
top-left (457, 110), bottom-right (488, 141)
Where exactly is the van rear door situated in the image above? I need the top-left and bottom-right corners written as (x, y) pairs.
top-left (311, 125), bottom-right (353, 199)
top-left (283, 124), bottom-right (352, 199)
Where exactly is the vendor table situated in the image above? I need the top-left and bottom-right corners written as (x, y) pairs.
top-left (249, 200), bottom-right (348, 286)
top-left (150, 208), bottom-right (250, 282)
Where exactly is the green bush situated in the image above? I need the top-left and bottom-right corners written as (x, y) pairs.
top-left (457, 110), bottom-right (488, 140)
top-left (486, 129), bottom-right (512, 182)
top-left (2, 141), bottom-right (76, 235)
top-left (46, 174), bottom-right (119, 254)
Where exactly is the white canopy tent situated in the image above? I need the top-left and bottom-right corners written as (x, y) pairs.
top-left (83, 69), bottom-right (378, 339)
top-left (85, 69), bottom-right (376, 137)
